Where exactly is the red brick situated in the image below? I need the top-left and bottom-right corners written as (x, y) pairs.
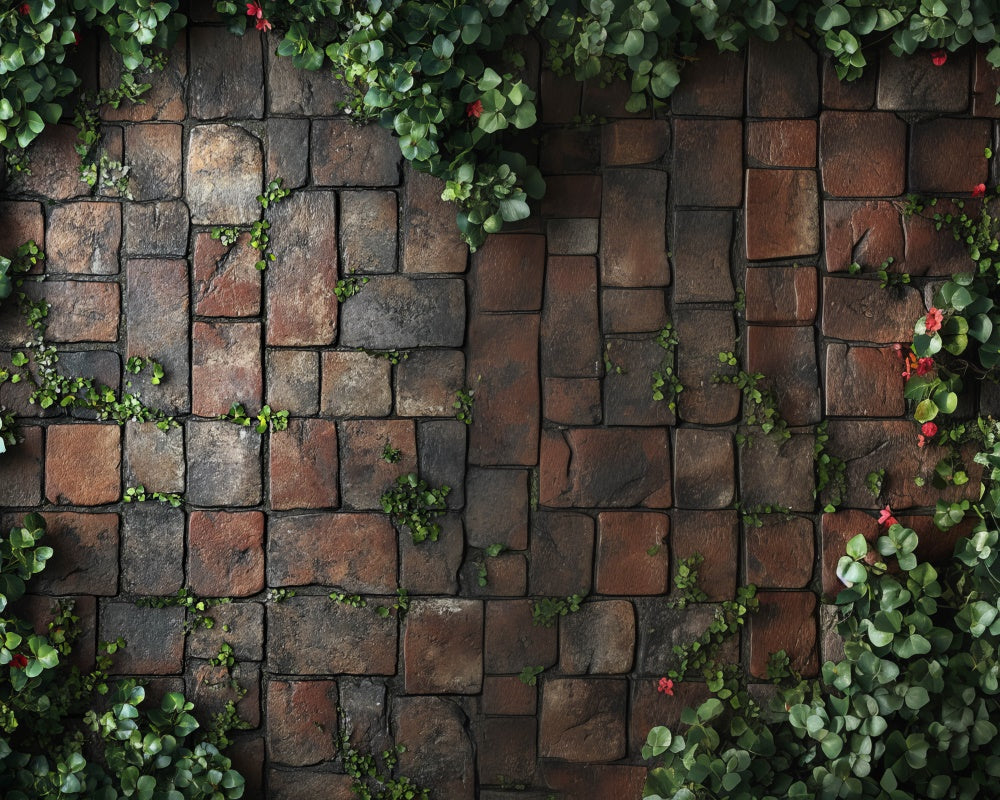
top-left (471, 234), bottom-right (545, 312)
top-left (601, 169), bottom-right (669, 286)
top-left (822, 277), bottom-right (926, 343)
top-left (540, 175), bottom-right (602, 218)
top-left (539, 678), bottom-right (626, 761)
top-left (394, 697), bottom-right (475, 800)
top-left (541, 256), bottom-right (601, 378)
top-left (540, 127), bottom-right (600, 174)
top-left (338, 419), bottom-right (416, 509)
top-left (670, 47), bottom-right (744, 116)
top-left (603, 337), bottom-right (674, 426)
top-left (745, 266), bottom-right (817, 324)
top-left (403, 599), bottom-right (483, 694)
top-left (540, 428), bottom-right (672, 508)
top-left (33, 512), bottom-right (118, 595)
top-left (100, 603), bottom-right (185, 674)
top-left (601, 288), bottom-right (667, 333)
top-left (973, 46), bottom-right (1000, 117)
top-left (540, 69), bottom-right (581, 123)
top-left (482, 675), bottom-right (536, 715)
top-left (320, 351), bottom-right (392, 417)
top-left (602, 120), bottom-right (669, 166)
top-left (0, 201), bottom-right (44, 260)
top-left (36, 281), bottom-right (120, 343)
top-left (11, 125), bottom-right (88, 200)
top-left (745, 515), bottom-right (814, 589)
top-left (822, 55), bottom-right (876, 110)
top-left (825, 344), bottom-right (905, 417)
top-left (542, 377), bottom-right (602, 425)
top-left (192, 232), bottom-right (261, 317)
top-left (478, 717), bottom-right (536, 785)
top-left (269, 419), bottom-right (339, 510)
top-left (675, 308), bottom-right (740, 424)
top-left (746, 325), bottom-right (820, 425)
top-left (671, 509), bottom-right (738, 601)
top-left (740, 432), bottom-right (816, 512)
top-left (47, 201), bottom-right (120, 275)
top-left (902, 201), bottom-right (971, 276)
top-left (188, 511), bottom-right (265, 597)
top-left (749, 591), bottom-right (818, 678)
top-left (45, 424), bottom-right (120, 505)
top-left (472, 552), bottom-right (527, 596)
top-left (186, 124), bottom-right (263, 224)
top-left (312, 120), bottom-right (399, 186)
top-left (745, 169), bottom-right (820, 260)
top-left (191, 321), bottom-right (262, 417)
top-left (541, 763), bottom-right (647, 800)
top-left (125, 123), bottom-right (183, 200)
top-left (820, 112), bottom-right (906, 197)
top-left (485, 599), bottom-right (557, 672)
top-left (909, 118), bottom-right (990, 193)
top-left (269, 771), bottom-right (354, 800)
top-left (401, 167), bottom-right (468, 273)
top-left (595, 511), bottom-right (669, 595)
top-left (400, 513), bottom-right (463, 594)
top-left (747, 119), bottom-right (816, 168)
top-left (673, 428), bottom-right (735, 509)
top-left (559, 600), bottom-right (635, 673)
top-left (672, 209), bottom-right (734, 303)
top-left (747, 37), bottom-right (818, 116)
top-left (0, 425), bottom-right (42, 505)
top-left (877, 46), bottom-right (969, 112)
top-left (823, 200), bottom-right (904, 273)
top-left (821, 509), bottom-right (879, 597)
top-left (529, 511), bottom-right (594, 596)
top-left (266, 680), bottom-right (338, 766)
top-left (266, 349), bottom-right (319, 415)
top-left (672, 119), bottom-right (742, 207)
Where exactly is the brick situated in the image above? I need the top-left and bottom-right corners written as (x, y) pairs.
top-left (629, 680), bottom-right (711, 755)
top-left (902, 513), bottom-right (975, 566)
top-left (338, 419), bottom-right (416, 509)
top-left (821, 509), bottom-right (879, 597)
top-left (472, 234), bottom-right (545, 311)
top-left (190, 662), bottom-right (260, 729)
top-left (877, 46), bottom-right (969, 112)
top-left (747, 120), bottom-right (816, 168)
top-left (540, 127), bottom-right (601, 173)
top-left (602, 120), bottom-right (669, 166)
top-left (121, 505), bottom-right (183, 595)
top-left (672, 209), bottom-right (734, 303)
top-left (541, 764), bottom-right (647, 800)
top-left (822, 277), bottom-right (926, 343)
top-left (669, 47), bottom-right (744, 116)
top-left (595, 511), bottom-right (669, 595)
top-left (672, 120), bottom-right (742, 207)
top-left (35, 281), bottom-right (119, 343)
top-left (467, 313), bottom-right (539, 466)
top-left (603, 337), bottom-right (674, 426)
top-left (825, 344), bottom-right (905, 417)
top-left (269, 771), bottom-right (353, 800)
top-left (749, 591), bottom-right (818, 678)
top-left (16, 594), bottom-right (97, 670)
top-left (266, 349), bottom-right (318, 415)
top-left (581, 77), bottom-right (642, 118)
top-left (823, 200), bottom-right (904, 273)
top-left (820, 112), bottom-right (906, 197)
top-left (341, 190), bottom-right (398, 273)
top-left (675, 308), bottom-right (740, 424)
top-left (11, 125), bottom-right (87, 200)
top-left (541, 256), bottom-right (601, 377)
top-left (560, 600), bottom-right (635, 674)
top-left (403, 599), bottom-right (483, 694)
top-left (47, 201), bottom-right (120, 274)
top-left (339, 677), bottom-right (391, 754)
top-left (188, 602), bottom-right (264, 661)
top-left (125, 124), bottom-right (182, 200)
top-left (478, 717), bottom-right (536, 785)
top-left (483, 675), bottom-right (536, 715)
top-left (822, 56), bottom-right (876, 110)
top-left (417, 420), bottom-right (466, 510)
top-left (340, 275), bottom-right (465, 348)
top-left (673, 428), bottom-right (735, 509)
top-left (269, 419), bottom-right (339, 510)
top-left (46, 424), bottom-right (120, 505)
top-left (265, 118), bottom-right (309, 189)
top-left (530, 511), bottom-right (594, 596)
top-left (33, 512), bottom-right (118, 595)
top-left (745, 515), bottom-right (814, 589)
top-left (100, 603), bottom-right (184, 674)
top-left (394, 697), bottom-right (475, 800)
top-left (188, 511), bottom-right (265, 597)
top-left (401, 168), bottom-right (468, 273)
top-left (747, 37), bottom-right (818, 117)
top-left (635, 600), bottom-right (737, 675)
top-left (746, 325), bottom-right (820, 425)
top-left (123, 201), bottom-right (189, 257)
top-left (192, 321), bottom-right (262, 417)
top-left (0, 201), bottom-right (44, 259)
top-left (745, 169), bottom-right (820, 260)
top-left (100, 36), bottom-right (186, 120)
top-left (269, 595), bottom-right (397, 674)
top-left (546, 218), bottom-right (599, 255)
top-left (601, 169), bottom-right (669, 286)
top-left (902, 202), bottom-right (971, 276)
top-left (909, 118), bottom-right (990, 193)
top-left (395, 350), bottom-right (464, 417)
top-left (541, 175), bottom-right (602, 218)
top-left (740, 432), bottom-right (816, 512)
top-left (465, 468), bottom-right (528, 550)
top-left (320, 351), bottom-right (392, 417)
top-left (540, 428), bottom-right (672, 508)
top-left (187, 124), bottom-right (263, 224)
top-left (266, 37), bottom-right (347, 114)
top-left (185, 421), bottom-right (261, 507)
top-left (542, 377), bottom-right (602, 425)
top-left (268, 513), bottom-right (395, 592)
top-left (468, 551), bottom-right (527, 596)
top-left (745, 266), bottom-right (817, 324)
top-left (540, 678), bottom-right (626, 761)
top-left (266, 680), bottom-right (338, 765)
top-left (541, 69), bottom-right (581, 123)
top-left (485, 599), bottom-right (557, 672)
top-left (312, 120), bottom-right (400, 186)
top-left (189, 27), bottom-right (263, 119)
top-left (974, 46), bottom-right (1000, 117)
top-left (400, 513), bottom-right (463, 594)
top-left (0, 426), bottom-right (42, 505)
top-left (126, 258), bottom-right (188, 413)
top-left (266, 191), bottom-right (339, 346)
top-left (192, 232), bottom-right (261, 317)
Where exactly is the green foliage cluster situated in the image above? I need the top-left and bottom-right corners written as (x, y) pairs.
top-left (531, 593), bottom-right (584, 627)
top-left (652, 322), bottom-right (682, 410)
top-left (669, 553), bottom-right (708, 609)
top-left (380, 473), bottom-right (450, 543)
top-left (209, 178), bottom-right (291, 270)
top-left (815, 420), bottom-right (848, 512)
top-left (714, 351), bottom-right (790, 445)
top-left (340, 739), bottom-right (430, 800)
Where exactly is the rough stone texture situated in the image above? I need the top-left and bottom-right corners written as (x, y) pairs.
top-left (121, 505), bottom-right (183, 595)
top-left (671, 510), bottom-right (738, 601)
top-left (192, 321), bottom-right (262, 417)
top-left (465, 468), bottom-right (528, 549)
top-left (541, 256), bottom-right (602, 378)
top-left (269, 419), bottom-right (339, 510)
top-left (747, 37), bottom-right (818, 117)
top-left (47, 202), bottom-right (121, 274)
top-left (338, 419), bottom-right (417, 509)
top-left (740, 433), bottom-right (816, 512)
top-left (675, 308), bottom-right (740, 424)
top-left (547, 218), bottom-right (600, 255)
top-left (266, 349), bottom-right (319, 415)
top-left (266, 118), bottom-right (310, 188)
top-left (402, 169), bottom-right (468, 273)
top-left (126, 124), bottom-right (183, 200)
top-left (603, 337), bottom-right (675, 426)
top-left (10, 125), bottom-right (89, 200)
top-left (417, 420), bottom-right (466, 510)
top-left (189, 27), bottom-right (264, 119)
top-left (670, 47), bottom-right (745, 115)
top-left (822, 277), bottom-right (927, 343)
top-left (266, 35), bottom-right (347, 115)
top-left (34, 512), bottom-right (118, 595)
top-left (744, 266), bottom-right (817, 324)
top-left (395, 350), bottom-right (465, 417)
top-left (560, 600), bottom-right (635, 674)
top-left (909, 118), bottom-right (991, 193)
top-left (601, 169), bottom-right (670, 286)
top-left (123, 202), bottom-right (190, 257)
top-left (472, 234), bottom-right (545, 312)
top-left (0, 201), bottom-right (44, 259)
top-left (673, 428), bottom-right (735, 509)
top-left (823, 200), bottom-right (904, 273)
top-left (403, 599), bottom-right (483, 694)
top-left (478, 717), bottom-right (537, 786)
top-left (185, 421), bottom-right (261, 507)
top-left (745, 169), bottom-right (820, 260)
top-left (672, 120), bottom-right (742, 207)
top-left (320, 351), bottom-right (392, 417)
top-left (34, 281), bottom-right (120, 343)
top-left (101, 36), bottom-right (187, 121)
top-left (672, 209), bottom-right (734, 303)
top-left (126, 421), bottom-right (184, 493)
top-left (749, 591), bottom-right (818, 678)
top-left (595, 511), bottom-right (670, 595)
top-left (745, 515), bottom-right (814, 589)
top-left (825, 344), bottom-right (905, 417)
top-left (820, 112), bottom-right (906, 197)
top-left (543, 377), bottom-right (602, 425)
top-left (340, 190), bottom-right (398, 274)
top-left (877, 45), bottom-right (970, 111)
top-left (747, 120), bottom-right (817, 167)
top-left (266, 680), bottom-right (338, 766)
top-left (746, 325), bottom-right (821, 426)
top-left (394, 697), bottom-right (475, 800)
top-left (601, 288), bottom-right (668, 332)
top-left (187, 124), bottom-right (263, 224)
top-left (101, 604), bottom-right (185, 674)
top-left (188, 511), bottom-right (265, 597)
top-left (602, 120), bottom-right (669, 165)
top-left (400, 514), bottom-right (463, 595)
top-left (485, 599), bottom-right (557, 672)
top-left (192, 232), bottom-right (261, 317)
top-left (539, 678), bottom-right (626, 762)
top-left (46, 424), bottom-right (120, 505)
top-left (0, 426), bottom-right (43, 506)
top-left (312, 121), bottom-right (400, 186)
top-left (529, 512), bottom-right (595, 597)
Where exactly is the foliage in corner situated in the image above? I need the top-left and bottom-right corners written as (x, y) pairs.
top-left (380, 472), bottom-right (450, 543)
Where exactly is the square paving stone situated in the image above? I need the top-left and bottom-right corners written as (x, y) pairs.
top-left (559, 600), bottom-right (635, 674)
top-left (819, 112), bottom-right (906, 197)
top-left (602, 337), bottom-right (675, 426)
top-left (477, 717), bottom-right (537, 785)
top-left (188, 511), bottom-right (266, 598)
top-left (530, 511), bottom-right (594, 596)
top-left (672, 120), bottom-right (742, 207)
top-left (749, 591), bottom-right (818, 678)
top-left (185, 421), bottom-right (261, 507)
top-left (670, 46), bottom-right (744, 115)
top-left (472, 233), bottom-right (545, 312)
top-left (744, 266), bottom-right (817, 324)
top-left (101, 603), bottom-right (185, 674)
top-left (395, 350), bottom-right (465, 417)
top-left (123, 202), bottom-right (189, 257)
top-left (34, 512), bottom-right (118, 595)
top-left (539, 678), bottom-right (626, 762)
top-left (266, 349), bottom-right (319, 415)
top-left (602, 120), bottom-right (669, 166)
top-left (595, 511), bottom-right (669, 595)
top-left (822, 55), bottom-right (876, 110)
top-left (266, 680), bottom-right (338, 766)
top-left (671, 509), bottom-right (738, 601)
top-left (744, 169), bottom-right (819, 260)
top-left (400, 513), bottom-right (463, 595)
top-left (909, 118), bottom-right (990, 193)
top-left (484, 599), bottom-right (557, 673)
top-left (189, 27), bottom-right (263, 119)
top-left (673, 428), bottom-right (735, 509)
top-left (340, 190), bottom-right (398, 274)
top-left (825, 343), bottom-right (904, 417)
top-left (46, 201), bottom-right (120, 274)
top-left (46, 424), bottom-right (120, 505)
top-left (403, 599), bottom-right (483, 694)
top-left (320, 351), bottom-right (392, 417)
top-left (739, 432), bottom-right (816, 512)
top-left (823, 200), bottom-right (904, 273)
top-left (401, 168), bottom-right (468, 273)
top-left (269, 419), bottom-right (339, 510)
top-left (745, 515), bottom-right (814, 589)
top-left (338, 419), bottom-right (417, 509)
top-left (266, 33), bottom-right (348, 114)
top-left (9, 125), bottom-right (88, 200)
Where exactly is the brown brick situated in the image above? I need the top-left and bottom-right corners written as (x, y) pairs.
top-left (46, 424), bottom-right (120, 505)
top-left (403, 599), bottom-right (483, 694)
top-left (188, 511), bottom-right (265, 597)
top-left (540, 428), bottom-right (672, 508)
top-left (0, 201), bottom-right (44, 260)
top-left (747, 37), bottom-right (818, 117)
top-left (125, 124), bottom-right (183, 200)
top-left (822, 277), bottom-right (926, 343)
top-left (601, 169), bottom-right (669, 286)
top-left (123, 201), bottom-right (189, 257)
top-left (477, 717), bottom-right (536, 785)
top-left (188, 603), bottom-right (264, 663)
top-left (527, 512), bottom-right (592, 597)
top-left (739, 432), bottom-right (816, 512)
top-left (266, 35), bottom-right (347, 115)
top-left (395, 350), bottom-right (465, 417)
top-left (749, 591), bottom-right (818, 678)
top-left (541, 256), bottom-right (601, 378)
top-left (909, 118), bottom-right (991, 193)
top-left (185, 421), bottom-right (261, 507)
top-left (821, 509), bottom-right (879, 597)
top-left (471, 552), bottom-right (527, 596)
top-left (542, 377), bottom-right (602, 425)
top-left (540, 127), bottom-right (600, 173)
top-left (540, 678), bottom-right (626, 761)
top-left (189, 662), bottom-right (260, 729)
top-left (339, 275), bottom-right (465, 348)
top-left (340, 189), bottom-right (398, 274)
top-left (675, 307), bottom-right (740, 424)
top-left (745, 515), bottom-right (814, 589)
top-left (33, 512), bottom-right (118, 595)
top-left (541, 69), bottom-right (581, 123)
top-left (186, 124), bottom-right (263, 224)
top-left (265, 117), bottom-right (309, 189)
top-left (747, 120), bottom-right (817, 167)
top-left (601, 289), bottom-right (667, 333)
top-left (603, 337), bottom-right (674, 426)
top-left (484, 599), bottom-right (557, 672)
top-left (825, 344), bottom-right (905, 417)
top-left (35, 281), bottom-right (119, 343)
top-left (101, 603), bottom-right (184, 674)
top-left (465, 468), bottom-right (528, 550)
top-left (877, 46), bottom-right (969, 112)
top-left (312, 120), bottom-right (400, 186)
top-left (673, 509), bottom-right (739, 601)
top-left (546, 218), bottom-right (599, 255)
top-left (0, 425), bottom-right (43, 506)
top-left (541, 175), bottom-right (602, 218)
top-left (746, 325), bottom-right (820, 426)
top-left (47, 201), bottom-right (120, 274)
top-left (820, 112), bottom-right (906, 197)
top-left (482, 675), bottom-right (536, 715)
top-left (745, 266), bottom-right (817, 324)
top-left (11, 125), bottom-right (87, 200)
top-left (672, 209), bottom-right (734, 303)
top-left (635, 600), bottom-right (738, 675)
top-left (192, 232), bottom-right (261, 317)
top-left (266, 349), bottom-right (319, 415)
top-left (670, 47), bottom-right (745, 116)
top-left (602, 120), bottom-right (669, 166)
top-left (192, 321), bottom-right (262, 417)
top-left (673, 119), bottom-right (742, 207)
top-left (121, 505), bottom-right (183, 595)
top-left (559, 600), bottom-right (635, 674)
top-left (595, 511), bottom-right (669, 595)
top-left (400, 513), bottom-right (463, 594)
top-left (267, 680), bottom-right (338, 766)
top-left (189, 27), bottom-right (263, 119)
top-left (673, 428), bottom-right (735, 509)
top-left (338, 419), bottom-right (417, 509)
top-left (541, 763), bottom-right (647, 800)
top-left (269, 419), bottom-right (339, 510)
top-left (902, 201), bottom-right (971, 276)
top-left (745, 169), bottom-right (820, 260)
top-left (823, 200), bottom-right (904, 273)
top-left (319, 351), bottom-right (392, 417)
top-left (401, 168), bottom-right (467, 273)
top-left (822, 56), bottom-right (876, 110)
top-left (101, 36), bottom-right (186, 120)
top-left (394, 697), bottom-right (475, 800)
top-left (903, 513), bottom-right (976, 566)
top-left (471, 234), bottom-right (545, 312)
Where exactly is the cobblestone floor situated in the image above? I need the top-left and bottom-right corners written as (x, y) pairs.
top-left (0, 18), bottom-right (994, 800)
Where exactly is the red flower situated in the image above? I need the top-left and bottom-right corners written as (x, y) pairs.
top-left (931, 49), bottom-right (947, 66)
top-left (916, 357), bottom-right (935, 376)
top-left (18, 4), bottom-right (29, 15)
top-left (657, 677), bottom-right (674, 696)
top-left (925, 307), bottom-right (944, 333)
top-left (10, 653), bottom-right (27, 669)
top-left (246, 1), bottom-right (263, 18)
top-left (878, 505), bottom-right (898, 527)
top-left (917, 435), bottom-right (927, 448)
top-left (974, 183), bottom-right (987, 198)
top-left (255, 17), bottom-right (272, 30)
top-left (466, 99), bottom-right (483, 119)
top-left (922, 421), bottom-right (938, 438)
top-left (73, 31), bottom-right (79, 45)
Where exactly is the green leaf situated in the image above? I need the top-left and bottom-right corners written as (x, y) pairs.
top-left (816, 4), bottom-right (851, 29)
top-left (478, 67), bottom-right (502, 91)
top-left (623, 29), bottom-right (645, 56)
top-left (846, 534), bottom-right (868, 560)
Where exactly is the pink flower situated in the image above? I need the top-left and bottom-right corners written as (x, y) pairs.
top-left (892, 343), bottom-right (905, 360)
top-left (974, 183), bottom-right (987, 198)
top-left (917, 434), bottom-right (927, 448)
top-left (10, 653), bottom-right (27, 669)
top-left (916, 357), bottom-right (935, 376)
top-left (657, 677), bottom-right (674, 696)
top-left (925, 307), bottom-right (944, 333)
top-left (246, 1), bottom-right (263, 18)
top-left (255, 16), bottom-right (272, 30)
top-left (878, 505), bottom-right (898, 527)
top-left (922, 421), bottom-right (938, 438)
top-left (466, 100), bottom-right (483, 119)
top-left (931, 50), bottom-right (947, 66)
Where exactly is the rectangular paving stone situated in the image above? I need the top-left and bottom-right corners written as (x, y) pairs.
top-left (601, 169), bottom-right (669, 286)
top-left (877, 45), bottom-right (969, 112)
top-left (402, 168), bottom-right (468, 273)
top-left (672, 119), bottom-right (742, 207)
top-left (269, 419), bottom-right (339, 510)
top-left (478, 717), bottom-right (537, 785)
top-left (192, 232), bottom-right (262, 317)
top-left (601, 289), bottom-right (667, 333)
top-left (0, 200), bottom-right (44, 259)
top-left (745, 515), bottom-right (814, 589)
top-left (746, 120), bottom-right (816, 168)
top-left (9, 124), bottom-right (89, 200)
top-left (340, 275), bottom-right (465, 348)
top-left (266, 35), bottom-right (348, 115)
top-left (471, 234), bottom-right (545, 312)
top-left (749, 591), bottom-right (817, 679)
top-left (825, 343), bottom-right (905, 417)
top-left (541, 175), bottom-right (602, 218)
top-left (823, 200), bottom-right (904, 273)
top-left (101, 603), bottom-right (185, 674)
top-left (338, 419), bottom-right (417, 509)
top-left (602, 120), bottom-right (669, 166)
top-left (747, 37), bottom-right (818, 117)
top-left (265, 118), bottom-right (310, 189)
top-left (312, 120), bottom-right (400, 186)
top-left (192, 321), bottom-right (262, 417)
top-left (466, 467), bottom-right (528, 550)
top-left (266, 349), bottom-right (319, 415)
top-left (822, 55), bottom-right (875, 110)
top-left (393, 697), bottom-right (475, 800)
top-left (673, 428), bottom-right (735, 509)
top-left (543, 377), bottom-right (602, 425)
top-left (602, 337), bottom-right (674, 426)
top-left (595, 511), bottom-right (669, 595)
top-left (546, 218), bottom-right (599, 255)
top-left (672, 209), bottom-right (734, 303)
top-left (123, 201), bottom-right (189, 257)
top-left (418, 420), bottom-right (466, 510)
top-left (909, 118), bottom-right (990, 193)
top-left (121, 505), bottom-right (184, 595)
top-left (541, 256), bottom-right (601, 378)
top-left (187, 124), bottom-right (264, 225)
top-left (539, 678), bottom-right (627, 762)
top-left (266, 679), bottom-right (339, 766)
top-left (400, 513), bottom-right (463, 595)
top-left (0, 425), bottom-right (42, 505)
top-left (395, 350), bottom-right (465, 417)
top-left (744, 169), bottom-right (819, 261)
top-left (541, 69), bottom-right (581, 123)
top-left (320, 351), bottom-right (392, 417)
top-left (674, 307), bottom-right (740, 425)
top-left (47, 201), bottom-right (121, 275)
top-left (744, 266), bottom-right (817, 324)
top-left (341, 189), bottom-right (398, 274)
top-left (745, 325), bottom-right (820, 426)
top-left (125, 123), bottom-right (183, 200)
top-left (185, 420), bottom-right (261, 507)
top-left (530, 511), bottom-right (594, 596)
top-left (189, 27), bottom-right (264, 119)
top-left (821, 277), bottom-right (926, 343)
top-left (403, 599), bottom-right (483, 694)
top-left (540, 127), bottom-right (601, 173)
top-left (35, 281), bottom-right (120, 343)
top-left (669, 46), bottom-right (744, 116)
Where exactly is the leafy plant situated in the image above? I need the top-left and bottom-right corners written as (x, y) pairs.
top-left (265, 587), bottom-right (296, 603)
top-left (735, 500), bottom-right (792, 529)
top-left (453, 387), bottom-right (475, 425)
top-left (335, 273), bottom-right (369, 302)
top-left (219, 402), bottom-right (289, 433)
top-left (865, 468), bottom-right (886, 498)
top-left (136, 589), bottom-right (230, 634)
top-left (651, 323), bottom-right (682, 410)
top-left (123, 485), bottom-right (183, 508)
top-left (531, 594), bottom-right (584, 627)
top-left (714, 351), bottom-right (790, 444)
top-left (380, 473), bottom-right (450, 543)
top-left (517, 665), bottom-right (544, 686)
top-left (339, 739), bottom-right (429, 800)
top-left (669, 553), bottom-right (708, 610)
top-left (381, 442), bottom-right (402, 463)
top-left (815, 420), bottom-right (848, 512)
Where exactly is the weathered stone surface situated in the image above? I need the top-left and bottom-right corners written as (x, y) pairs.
top-left (909, 118), bottom-right (991, 193)
top-left (749, 591), bottom-right (818, 678)
top-left (192, 232), bottom-right (261, 317)
top-left (483, 675), bottom-right (537, 715)
top-left (541, 175), bottom-right (602, 218)
top-left (188, 511), bottom-right (265, 597)
top-left (601, 288), bottom-right (668, 333)
top-left (543, 377), bottom-right (602, 425)
top-left (744, 266), bottom-right (817, 324)
top-left (47, 202), bottom-right (120, 274)
top-left (267, 513), bottom-right (396, 592)
top-left (34, 512), bottom-right (118, 595)
top-left (747, 120), bottom-right (816, 167)
top-left (126, 124), bottom-right (183, 200)
top-left (540, 764), bottom-right (647, 800)
top-left (670, 47), bottom-right (745, 116)
top-left (340, 275), bottom-right (465, 348)
top-left (740, 433), bottom-right (816, 512)
top-left (0, 426), bottom-right (42, 506)
top-left (403, 599), bottom-right (483, 694)
top-left (559, 600), bottom-right (635, 674)
top-left (822, 277), bottom-right (926, 343)
top-left (820, 112), bottom-right (906, 197)
top-left (603, 337), bottom-right (674, 426)
top-left (11, 125), bottom-right (88, 200)
top-left (417, 420), bottom-right (466, 510)
top-left (123, 202), bottom-right (189, 257)
top-left (671, 510), bottom-right (738, 601)
top-left (595, 511), bottom-right (669, 595)
top-left (187, 124), bottom-right (263, 224)
top-left (822, 55), bottom-right (876, 110)
top-left (485, 599), bottom-right (557, 672)
top-left (266, 191), bottom-right (339, 346)
top-left (341, 190), bottom-right (398, 274)
top-left (312, 120), bottom-right (400, 186)
top-left (269, 772), bottom-right (353, 800)
top-left (32, 281), bottom-right (119, 343)
top-left (675, 308), bottom-right (740, 424)
top-left (540, 428), bottom-right (672, 508)
top-left (673, 428), bottom-right (735, 509)
top-left (101, 604), bottom-right (184, 674)
top-left (902, 200), bottom-right (970, 276)
top-left (467, 551), bottom-right (526, 597)
top-left (192, 321), bottom-right (262, 416)
top-left (320, 351), bottom-right (392, 417)
top-left (472, 234), bottom-right (545, 312)
top-left (266, 349), bottom-right (319, 415)
top-left (465, 467), bottom-right (528, 549)
top-left (467, 313), bottom-right (539, 466)
top-left (746, 325), bottom-right (821, 426)
top-left (877, 46), bottom-right (970, 111)
top-left (185, 421), bottom-right (261, 507)
top-left (190, 662), bottom-right (260, 729)
top-left (101, 36), bottom-right (186, 121)
top-left (189, 27), bottom-right (263, 119)
top-left (821, 509), bottom-right (879, 597)
top-left (339, 677), bottom-right (391, 754)
top-left (602, 120), bottom-right (669, 166)
top-left (601, 169), bottom-right (670, 286)
top-left (824, 200), bottom-right (904, 273)
top-left (478, 717), bottom-right (537, 785)
top-left (265, 118), bottom-right (310, 189)
top-left (394, 697), bottom-right (475, 800)
top-left (539, 678), bottom-right (626, 761)
top-left (825, 344), bottom-right (905, 417)
top-left (547, 218), bottom-right (599, 255)
top-left (745, 169), bottom-right (819, 260)
top-left (672, 120), bottom-right (742, 207)
top-left (266, 680), bottom-right (338, 766)
top-left (401, 168), bottom-right (468, 273)
top-left (541, 256), bottom-right (601, 378)
top-left (266, 36), bottom-right (348, 114)
top-left (121, 505), bottom-right (183, 595)
top-left (269, 596), bottom-right (398, 675)
top-left (524, 511), bottom-right (592, 597)
top-left (400, 514), bottom-right (463, 594)
top-left (46, 424), bottom-right (120, 505)
top-left (338, 419), bottom-right (416, 509)
top-left (636, 600), bottom-right (738, 674)
top-left (395, 350), bottom-right (464, 417)
top-left (672, 209), bottom-right (734, 303)
top-left (747, 37), bottom-right (818, 116)
top-left (745, 515), bottom-right (814, 589)
top-left (269, 419), bottom-right (339, 510)
top-left (0, 201), bottom-right (44, 259)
